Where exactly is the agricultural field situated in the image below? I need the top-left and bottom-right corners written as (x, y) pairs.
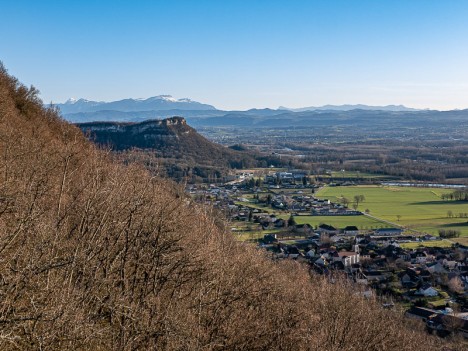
top-left (399, 240), bottom-right (453, 249)
top-left (316, 185), bottom-right (468, 239)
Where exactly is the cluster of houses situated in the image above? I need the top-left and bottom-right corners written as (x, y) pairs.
top-left (186, 183), bottom-right (240, 212)
top-left (188, 179), bottom-right (468, 339)
top-left (188, 178), bottom-right (363, 219)
top-left (262, 232), bottom-right (467, 288)
top-left (406, 306), bottom-right (468, 338)
top-left (250, 190), bottom-right (363, 216)
top-left (261, 232), bottom-right (468, 338)
top-left (270, 192), bottom-right (363, 215)
top-left (264, 170), bottom-right (308, 185)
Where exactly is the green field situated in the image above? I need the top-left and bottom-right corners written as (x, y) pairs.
top-left (294, 215), bottom-right (387, 230)
top-left (316, 185), bottom-right (468, 239)
top-left (399, 240), bottom-right (453, 249)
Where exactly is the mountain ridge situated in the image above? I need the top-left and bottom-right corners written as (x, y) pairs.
top-left (57, 97), bottom-right (457, 126)
top-left (56, 95), bottom-right (217, 114)
top-left (56, 96), bottom-right (425, 118)
top-left (64, 107), bottom-right (468, 128)
top-left (77, 116), bottom-right (271, 181)
top-left (278, 104), bottom-right (421, 112)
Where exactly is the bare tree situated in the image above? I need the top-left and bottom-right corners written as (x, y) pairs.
top-left (353, 194), bottom-right (365, 208)
top-left (448, 277), bottom-right (464, 294)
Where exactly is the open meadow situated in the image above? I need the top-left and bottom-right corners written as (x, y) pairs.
top-left (316, 185), bottom-right (468, 241)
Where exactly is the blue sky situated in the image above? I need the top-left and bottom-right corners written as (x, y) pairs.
top-left (1, 0), bottom-right (468, 110)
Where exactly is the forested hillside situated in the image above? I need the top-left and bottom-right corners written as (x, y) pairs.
top-left (78, 118), bottom-right (283, 182)
top-left (0, 65), bottom-right (461, 350)
top-left (78, 118), bottom-right (260, 181)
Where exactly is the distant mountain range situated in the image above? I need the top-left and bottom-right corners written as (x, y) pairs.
top-left (56, 96), bottom-right (421, 116)
top-left (278, 104), bottom-right (420, 112)
top-left (56, 96), bottom-right (468, 129)
top-left (56, 95), bottom-right (216, 114)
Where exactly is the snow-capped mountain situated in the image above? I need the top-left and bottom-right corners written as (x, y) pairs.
top-left (56, 95), bottom-right (216, 114)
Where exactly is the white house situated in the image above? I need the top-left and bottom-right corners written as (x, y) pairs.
top-left (338, 251), bottom-right (360, 267)
top-left (417, 284), bottom-right (438, 297)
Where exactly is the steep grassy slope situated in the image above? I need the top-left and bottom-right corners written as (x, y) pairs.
top-left (0, 65), bottom-right (457, 350)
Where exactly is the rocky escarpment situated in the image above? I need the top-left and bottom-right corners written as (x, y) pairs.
top-left (77, 117), bottom-right (195, 150)
top-left (77, 117), bottom-right (264, 181)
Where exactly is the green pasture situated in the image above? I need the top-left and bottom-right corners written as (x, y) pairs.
top-left (399, 240), bottom-right (453, 249)
top-left (316, 185), bottom-right (468, 237)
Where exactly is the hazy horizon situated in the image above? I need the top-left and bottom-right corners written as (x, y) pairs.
top-left (57, 95), bottom-right (435, 112)
top-left (2, 0), bottom-right (468, 111)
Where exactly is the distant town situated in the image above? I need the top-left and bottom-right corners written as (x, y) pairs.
top-left (188, 168), bottom-right (468, 338)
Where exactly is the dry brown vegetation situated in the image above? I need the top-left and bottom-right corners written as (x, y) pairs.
top-left (0, 65), bottom-right (464, 350)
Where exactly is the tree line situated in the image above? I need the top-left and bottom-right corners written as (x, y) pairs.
top-left (442, 189), bottom-right (468, 201)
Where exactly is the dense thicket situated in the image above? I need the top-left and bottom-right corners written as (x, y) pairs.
top-left (0, 65), bottom-right (461, 350)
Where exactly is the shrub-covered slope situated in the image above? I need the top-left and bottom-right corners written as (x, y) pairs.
top-left (0, 65), bottom-right (456, 350)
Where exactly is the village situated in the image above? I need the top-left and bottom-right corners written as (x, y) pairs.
top-left (187, 169), bottom-right (468, 339)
